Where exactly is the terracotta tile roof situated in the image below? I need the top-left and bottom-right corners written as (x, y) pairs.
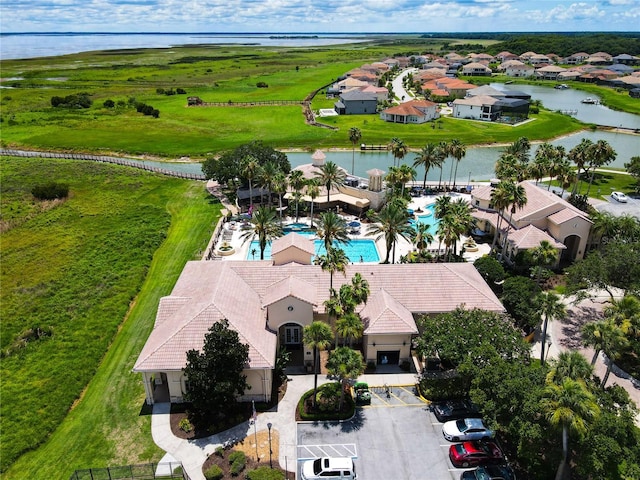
top-left (471, 184), bottom-right (494, 201)
top-left (271, 233), bottom-right (315, 256)
top-left (547, 208), bottom-right (584, 225)
top-left (263, 276), bottom-right (317, 307)
top-left (361, 289), bottom-right (418, 335)
top-left (382, 99), bottom-right (437, 116)
top-left (453, 95), bottom-right (500, 107)
top-left (507, 224), bottom-right (566, 250)
top-left (134, 260), bottom-right (504, 373)
top-left (512, 182), bottom-right (590, 224)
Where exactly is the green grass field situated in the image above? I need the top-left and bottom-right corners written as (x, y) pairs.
top-left (0, 41), bottom-right (603, 159)
top-left (0, 157), bottom-right (221, 477)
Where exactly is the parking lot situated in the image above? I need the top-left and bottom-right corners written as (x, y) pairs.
top-left (297, 385), bottom-right (465, 480)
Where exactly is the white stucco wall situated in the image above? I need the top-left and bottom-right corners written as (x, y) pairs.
top-left (267, 297), bottom-right (314, 332)
top-left (364, 334), bottom-right (413, 363)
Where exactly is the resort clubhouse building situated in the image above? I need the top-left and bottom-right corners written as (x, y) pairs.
top-left (133, 233), bottom-right (504, 405)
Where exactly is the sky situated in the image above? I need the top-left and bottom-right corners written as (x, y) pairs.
top-left (1, 0), bottom-right (639, 33)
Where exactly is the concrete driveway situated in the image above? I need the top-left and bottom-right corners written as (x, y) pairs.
top-left (297, 387), bottom-right (462, 480)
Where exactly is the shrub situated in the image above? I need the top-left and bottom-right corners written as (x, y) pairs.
top-left (256, 82), bottom-right (269, 88)
top-left (204, 464), bottom-right (223, 480)
top-left (214, 446), bottom-right (224, 457)
top-left (103, 99), bottom-right (115, 108)
top-left (50, 93), bottom-right (92, 109)
top-left (246, 466), bottom-right (285, 480)
top-left (31, 182), bottom-right (69, 200)
top-left (229, 450), bottom-right (246, 476)
top-left (177, 88), bottom-right (187, 94)
top-left (178, 418), bottom-right (192, 433)
top-left (156, 88), bottom-right (165, 94)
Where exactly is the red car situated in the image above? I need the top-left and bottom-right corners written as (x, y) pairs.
top-left (449, 440), bottom-right (505, 468)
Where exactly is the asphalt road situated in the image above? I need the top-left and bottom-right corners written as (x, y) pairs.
top-left (297, 386), bottom-right (463, 480)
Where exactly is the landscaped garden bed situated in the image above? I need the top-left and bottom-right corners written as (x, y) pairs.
top-left (296, 383), bottom-right (355, 422)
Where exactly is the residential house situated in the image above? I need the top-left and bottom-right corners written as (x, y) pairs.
top-left (535, 65), bottom-right (566, 80)
top-left (460, 62), bottom-right (492, 76)
top-left (564, 52), bottom-right (589, 65)
top-left (452, 95), bottom-right (501, 121)
top-left (585, 55), bottom-right (611, 65)
top-left (495, 51), bottom-right (519, 63)
top-left (612, 54), bottom-right (640, 66)
top-left (470, 181), bottom-right (592, 265)
top-left (334, 90), bottom-right (378, 115)
top-left (380, 99), bottom-right (439, 124)
top-left (498, 60), bottom-right (535, 78)
top-left (519, 51), bottom-right (537, 63)
top-left (133, 236), bottom-right (505, 405)
top-left (529, 54), bottom-right (552, 65)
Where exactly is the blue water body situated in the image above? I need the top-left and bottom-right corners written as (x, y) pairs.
top-left (0, 32), bottom-right (370, 60)
top-left (248, 238), bottom-right (379, 262)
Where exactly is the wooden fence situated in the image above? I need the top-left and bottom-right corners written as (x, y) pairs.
top-left (0, 149), bottom-right (206, 181)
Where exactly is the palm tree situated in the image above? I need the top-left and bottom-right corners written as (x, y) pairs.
top-left (536, 291), bottom-right (566, 365)
top-left (541, 377), bottom-right (600, 466)
top-left (258, 160), bottom-right (280, 206)
top-left (288, 170), bottom-right (305, 222)
top-left (305, 179), bottom-right (320, 228)
top-left (437, 141), bottom-right (449, 189)
top-left (315, 246), bottom-right (349, 293)
top-left (412, 223), bottom-right (434, 255)
top-left (584, 140), bottom-right (616, 196)
top-left (582, 320), bottom-right (609, 366)
top-left (604, 295), bottom-right (640, 338)
top-left (388, 137), bottom-right (408, 168)
top-left (447, 139), bottom-right (466, 189)
top-left (317, 211), bottom-right (350, 253)
top-left (349, 272), bottom-right (370, 306)
top-left (272, 172), bottom-right (288, 224)
top-left (348, 127), bottom-right (362, 175)
top-left (501, 182), bottom-right (527, 255)
top-left (315, 161), bottom-right (346, 203)
top-left (504, 136), bottom-right (531, 163)
top-left (489, 181), bottom-right (513, 255)
top-left (396, 164), bottom-right (416, 198)
top-left (326, 347), bottom-right (365, 410)
top-left (366, 202), bottom-right (414, 264)
top-left (598, 320), bottom-right (629, 388)
top-left (531, 142), bottom-right (554, 185)
top-left (547, 145), bottom-right (567, 191)
top-left (589, 210), bottom-right (618, 247)
top-left (303, 321), bottom-right (334, 409)
top-left (240, 206), bottom-right (283, 260)
top-left (530, 240), bottom-right (560, 285)
top-left (568, 139), bottom-right (593, 194)
top-left (546, 351), bottom-right (594, 386)
top-left (241, 155), bottom-right (261, 213)
top-left (336, 313), bottom-right (363, 347)
top-left (413, 143), bottom-right (445, 190)
top-left (495, 153), bottom-right (526, 182)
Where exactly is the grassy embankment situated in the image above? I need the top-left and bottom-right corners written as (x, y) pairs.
top-left (0, 41), bottom-right (586, 158)
top-left (0, 157), bottom-right (221, 478)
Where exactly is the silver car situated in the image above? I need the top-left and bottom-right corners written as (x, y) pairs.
top-left (442, 418), bottom-right (494, 442)
top-left (611, 191), bottom-right (628, 203)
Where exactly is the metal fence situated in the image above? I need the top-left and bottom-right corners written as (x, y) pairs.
top-left (69, 462), bottom-right (189, 480)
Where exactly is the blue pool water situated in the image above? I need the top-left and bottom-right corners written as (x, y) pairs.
top-left (247, 237), bottom-right (380, 263)
top-left (409, 209), bottom-right (440, 231)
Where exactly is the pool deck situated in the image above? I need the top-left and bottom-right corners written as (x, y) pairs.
top-left (210, 191), bottom-right (490, 263)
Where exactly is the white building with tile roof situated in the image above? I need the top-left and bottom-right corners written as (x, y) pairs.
top-left (134, 234), bottom-right (505, 405)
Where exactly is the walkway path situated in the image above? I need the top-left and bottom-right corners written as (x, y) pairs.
top-left (151, 372), bottom-right (417, 479)
top-left (530, 289), bottom-right (640, 425)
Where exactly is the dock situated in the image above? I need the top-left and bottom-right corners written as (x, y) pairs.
top-left (360, 144), bottom-right (387, 151)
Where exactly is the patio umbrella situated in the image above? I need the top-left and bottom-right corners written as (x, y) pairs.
top-left (348, 221), bottom-right (361, 228)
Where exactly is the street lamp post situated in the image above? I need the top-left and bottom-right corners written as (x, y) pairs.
top-left (267, 422), bottom-right (273, 469)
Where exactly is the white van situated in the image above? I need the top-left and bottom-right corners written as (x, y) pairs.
top-left (301, 457), bottom-right (357, 480)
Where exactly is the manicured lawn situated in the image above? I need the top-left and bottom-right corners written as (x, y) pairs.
top-left (1, 157), bottom-right (221, 478)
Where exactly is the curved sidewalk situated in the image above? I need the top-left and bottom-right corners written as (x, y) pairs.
top-left (151, 372), bottom-right (419, 479)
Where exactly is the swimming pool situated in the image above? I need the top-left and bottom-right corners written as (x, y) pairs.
top-left (409, 209), bottom-right (440, 231)
top-left (247, 237), bottom-right (380, 263)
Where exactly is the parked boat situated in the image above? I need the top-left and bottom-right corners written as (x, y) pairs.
top-left (554, 84), bottom-right (569, 90)
top-left (581, 97), bottom-right (599, 104)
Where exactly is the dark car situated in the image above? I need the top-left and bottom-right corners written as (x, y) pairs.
top-left (461, 465), bottom-right (516, 480)
top-left (449, 440), bottom-right (504, 468)
top-left (431, 399), bottom-right (480, 422)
